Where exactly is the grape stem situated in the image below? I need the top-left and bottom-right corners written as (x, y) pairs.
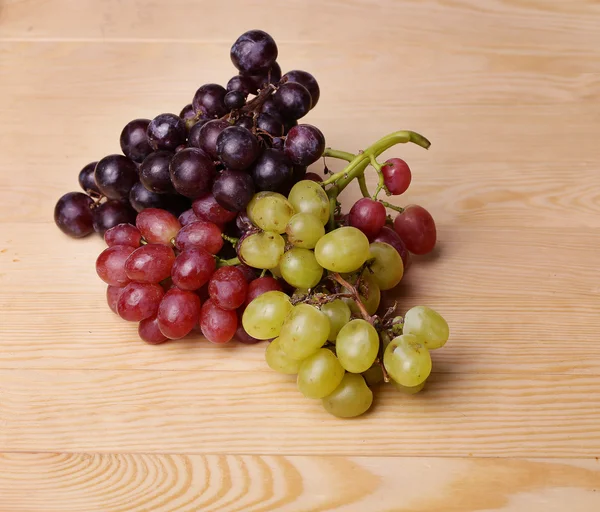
top-left (221, 233), bottom-right (239, 246)
top-left (329, 273), bottom-right (373, 324)
top-left (378, 200), bottom-right (404, 214)
top-left (216, 256), bottom-right (241, 267)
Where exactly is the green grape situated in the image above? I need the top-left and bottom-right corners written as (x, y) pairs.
top-left (285, 212), bottom-right (325, 249)
top-left (239, 231), bottom-right (285, 269)
top-left (321, 299), bottom-right (351, 342)
top-left (383, 334), bottom-right (431, 387)
top-left (368, 242), bottom-right (404, 290)
top-left (336, 319), bottom-right (379, 373)
top-left (362, 364), bottom-right (384, 387)
top-left (287, 180), bottom-right (330, 225)
top-left (392, 379), bottom-right (426, 394)
top-left (314, 227), bottom-right (370, 273)
top-left (297, 348), bottom-right (345, 399)
top-left (279, 247), bottom-right (323, 289)
top-left (247, 192), bottom-right (295, 234)
top-left (242, 291), bottom-right (293, 340)
top-left (341, 270), bottom-right (381, 316)
top-left (279, 304), bottom-right (330, 360)
top-left (265, 337), bottom-right (301, 374)
top-left (321, 373), bottom-right (373, 418)
top-left (403, 306), bottom-right (450, 350)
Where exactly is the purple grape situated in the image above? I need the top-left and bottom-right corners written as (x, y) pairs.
top-left (179, 104), bottom-right (196, 130)
top-left (215, 126), bottom-right (260, 170)
top-left (243, 62), bottom-right (282, 91)
top-left (147, 113), bottom-right (186, 151)
top-left (129, 182), bottom-right (176, 213)
top-left (230, 30), bottom-right (278, 74)
top-left (235, 116), bottom-right (254, 131)
top-left (197, 119), bottom-right (230, 158)
top-left (284, 124), bottom-right (325, 166)
top-left (78, 162), bottom-right (100, 194)
top-left (256, 113), bottom-right (283, 136)
top-left (169, 147), bottom-right (216, 198)
top-left (274, 82), bottom-right (312, 120)
top-left (212, 170), bottom-right (255, 212)
top-left (260, 99), bottom-right (284, 123)
top-left (139, 151), bottom-right (175, 194)
top-left (92, 200), bottom-right (137, 236)
top-left (226, 75), bottom-right (255, 95)
top-left (120, 119), bottom-right (152, 163)
top-left (282, 70), bottom-right (320, 107)
top-left (54, 192), bottom-right (95, 238)
top-left (187, 119), bottom-right (209, 149)
top-left (271, 137), bottom-right (284, 150)
top-left (94, 154), bottom-right (138, 200)
top-left (224, 90), bottom-right (246, 110)
top-left (250, 148), bottom-right (292, 191)
top-left (192, 84), bottom-right (227, 118)
top-left (235, 211), bottom-right (253, 233)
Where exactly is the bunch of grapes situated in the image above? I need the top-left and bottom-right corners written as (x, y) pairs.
top-left (54, 30), bottom-right (450, 419)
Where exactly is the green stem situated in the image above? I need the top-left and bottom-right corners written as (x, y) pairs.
top-left (216, 256), bottom-right (241, 267)
top-left (369, 154), bottom-right (385, 199)
top-left (328, 192), bottom-right (338, 231)
top-left (357, 175), bottom-right (370, 198)
top-left (221, 233), bottom-right (239, 245)
top-left (323, 148), bottom-right (356, 162)
top-left (378, 200), bottom-right (404, 213)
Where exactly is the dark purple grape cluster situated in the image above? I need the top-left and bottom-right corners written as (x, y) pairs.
top-left (54, 29), bottom-right (325, 240)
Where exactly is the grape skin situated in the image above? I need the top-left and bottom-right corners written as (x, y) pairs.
top-left (279, 248), bottom-right (323, 289)
top-left (287, 180), bottom-right (330, 225)
top-left (242, 291), bottom-right (293, 340)
top-left (322, 373), bottom-right (373, 418)
top-left (383, 334), bottom-right (432, 387)
top-left (402, 306), bottom-right (449, 350)
top-left (265, 337), bottom-right (301, 374)
top-left (314, 227), bottom-right (370, 273)
top-left (335, 319), bottom-right (379, 373)
top-left (297, 349), bottom-right (345, 399)
top-left (278, 304), bottom-right (330, 360)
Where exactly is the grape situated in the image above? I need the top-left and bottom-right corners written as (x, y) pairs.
top-left (147, 113), bottom-right (186, 151)
top-left (216, 126), bottom-right (260, 170)
top-left (273, 82), bottom-right (312, 120)
top-left (179, 104), bottom-right (197, 130)
top-left (282, 70), bottom-right (320, 108)
top-left (336, 319), bottom-right (379, 373)
top-left (169, 147), bottom-right (216, 199)
top-left (271, 137), bottom-right (284, 150)
top-left (129, 182), bottom-right (173, 212)
top-left (197, 119), bottom-right (230, 159)
top-left (236, 264), bottom-right (258, 283)
top-left (370, 226), bottom-right (410, 269)
top-left (362, 364), bottom-right (384, 387)
top-left (260, 99), bottom-right (284, 123)
top-left (139, 151), bottom-right (175, 194)
top-left (104, 223), bottom-right (141, 248)
top-left (136, 208), bottom-right (181, 245)
top-left (250, 149), bottom-right (292, 191)
top-left (284, 125), bottom-right (325, 166)
top-left (279, 248), bottom-right (323, 289)
top-left (238, 231), bottom-right (285, 269)
top-left (383, 334), bottom-right (431, 387)
top-left (403, 306), bottom-right (449, 350)
top-left (106, 285), bottom-right (123, 314)
top-left (227, 75), bottom-right (255, 95)
top-left (244, 62), bottom-right (282, 91)
top-left (393, 205), bottom-right (436, 255)
top-left (230, 30), bottom-right (278, 74)
top-left (199, 299), bottom-right (238, 343)
top-left (192, 83), bottom-right (228, 118)
top-left (224, 90), bottom-right (246, 110)
top-left (92, 200), bottom-right (136, 236)
top-left (278, 304), bottom-right (330, 360)
top-left (171, 247), bottom-right (216, 291)
top-left (211, 169), bottom-right (255, 212)
top-left (174, 220), bottom-right (223, 254)
top-left (348, 198), bottom-right (386, 238)
top-left (94, 154), bottom-right (138, 200)
top-left (178, 208), bottom-right (200, 227)
top-left (235, 116), bottom-right (254, 131)
top-left (265, 337), bottom-right (301, 374)
top-left (54, 192), bottom-right (95, 238)
top-left (393, 380), bottom-right (426, 394)
top-left (124, 244), bottom-right (175, 283)
top-left (235, 210), bottom-right (253, 233)
top-left (96, 245), bottom-right (136, 286)
top-left (297, 349), bottom-right (345, 399)
top-left (256, 113), bottom-right (284, 137)
top-left (314, 227), bottom-right (370, 273)
top-left (341, 270), bottom-right (381, 316)
top-left (78, 162), bottom-right (100, 194)
top-left (157, 288), bottom-right (202, 339)
top-left (368, 242), bottom-right (404, 290)
top-left (208, 266), bottom-right (248, 310)
top-left (117, 282), bottom-right (164, 322)
top-left (247, 192), bottom-right (294, 233)
top-left (321, 373), bottom-right (373, 418)
top-left (283, 118), bottom-right (298, 135)
top-left (138, 314), bottom-right (168, 344)
top-left (285, 212), bottom-right (325, 249)
top-left (321, 299), bottom-right (351, 342)
top-left (242, 290), bottom-right (293, 340)
top-left (187, 119), bottom-right (209, 149)
top-left (192, 194), bottom-right (237, 226)
top-left (304, 172), bottom-right (323, 182)
top-left (287, 180), bottom-right (329, 225)
top-left (120, 119), bottom-right (152, 163)
top-left (382, 158), bottom-right (412, 195)
top-left (245, 276), bottom-right (283, 305)
top-left (235, 321), bottom-right (262, 344)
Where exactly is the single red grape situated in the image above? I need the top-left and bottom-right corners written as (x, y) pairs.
top-left (124, 244), bottom-right (175, 284)
top-left (117, 282), bottom-right (164, 322)
top-left (157, 288), bottom-right (202, 339)
top-left (138, 314), bottom-right (168, 345)
top-left (348, 197), bottom-right (386, 238)
top-left (136, 208), bottom-right (181, 245)
top-left (381, 158), bottom-right (412, 195)
top-left (393, 205), bottom-right (436, 255)
top-left (245, 276), bottom-right (283, 306)
top-left (104, 223), bottom-right (142, 248)
top-left (192, 194), bottom-right (237, 226)
top-left (106, 285), bottom-right (123, 314)
top-left (199, 299), bottom-right (237, 344)
top-left (96, 245), bottom-right (137, 286)
top-left (178, 208), bottom-right (200, 227)
top-left (208, 266), bottom-right (248, 310)
top-left (171, 248), bottom-right (216, 291)
top-left (174, 220), bottom-right (224, 254)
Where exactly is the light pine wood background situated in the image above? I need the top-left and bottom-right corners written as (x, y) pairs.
top-left (1, 0), bottom-right (600, 510)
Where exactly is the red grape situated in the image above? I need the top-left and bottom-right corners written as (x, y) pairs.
top-left (157, 288), bottom-right (202, 339)
top-left (104, 223), bottom-right (142, 248)
top-left (245, 276), bottom-right (283, 305)
top-left (304, 172), bottom-right (323, 183)
top-left (192, 194), bottom-right (237, 226)
top-left (106, 285), bottom-right (123, 314)
top-left (117, 282), bottom-right (164, 322)
top-left (199, 299), bottom-right (237, 344)
top-left (208, 266), bottom-right (248, 310)
top-left (136, 208), bottom-right (181, 245)
top-left (235, 321), bottom-right (261, 344)
top-left (96, 245), bottom-right (137, 286)
top-left (371, 226), bottom-right (410, 269)
top-left (125, 244), bottom-right (175, 283)
top-left (236, 263), bottom-right (258, 283)
top-left (174, 220), bottom-right (223, 254)
top-left (171, 248), bottom-right (216, 290)
top-left (348, 197), bottom-right (386, 238)
top-left (284, 124), bottom-right (325, 166)
top-left (381, 158), bottom-right (411, 195)
top-left (178, 208), bottom-right (200, 226)
top-left (393, 205), bottom-right (436, 255)
top-left (138, 315), bottom-right (168, 345)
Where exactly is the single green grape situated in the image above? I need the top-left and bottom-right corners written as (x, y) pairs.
top-left (297, 349), bottom-right (345, 399)
top-left (403, 306), bottom-right (450, 350)
top-left (362, 364), bottom-right (384, 387)
top-left (279, 247), bottom-right (323, 289)
top-left (383, 334), bottom-right (431, 387)
top-left (321, 373), bottom-right (373, 418)
top-left (392, 379), bottom-right (426, 394)
top-left (265, 337), bottom-right (301, 374)
top-left (315, 227), bottom-right (370, 273)
top-left (239, 231), bottom-right (285, 269)
top-left (279, 304), bottom-right (330, 360)
top-left (321, 299), bottom-right (351, 342)
top-left (247, 192), bottom-right (295, 234)
top-left (287, 180), bottom-right (330, 225)
top-left (341, 270), bottom-right (381, 316)
top-left (368, 241), bottom-right (404, 290)
top-left (242, 291), bottom-right (293, 340)
top-left (285, 212), bottom-right (325, 249)
top-left (336, 319), bottom-right (379, 373)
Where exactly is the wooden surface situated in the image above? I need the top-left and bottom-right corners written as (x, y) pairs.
top-left (1, 0), bottom-right (600, 510)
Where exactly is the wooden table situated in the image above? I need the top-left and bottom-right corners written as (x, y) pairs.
top-left (1, 1), bottom-right (599, 510)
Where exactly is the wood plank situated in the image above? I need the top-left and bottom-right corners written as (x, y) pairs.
top-left (1, 370), bottom-right (599, 457)
top-left (0, 452), bottom-right (599, 511)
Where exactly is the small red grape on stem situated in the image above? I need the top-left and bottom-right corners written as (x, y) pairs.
top-left (382, 158), bottom-right (411, 195)
top-left (348, 197), bottom-right (386, 238)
